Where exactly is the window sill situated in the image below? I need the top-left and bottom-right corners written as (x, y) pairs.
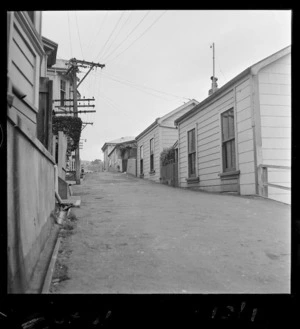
top-left (219, 170), bottom-right (240, 180)
top-left (149, 170), bottom-right (156, 175)
top-left (186, 176), bottom-right (199, 184)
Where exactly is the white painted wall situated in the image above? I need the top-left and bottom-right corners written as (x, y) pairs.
top-left (137, 126), bottom-right (160, 182)
top-left (257, 53), bottom-right (291, 204)
top-left (177, 76), bottom-right (257, 195)
top-left (236, 78), bottom-right (256, 195)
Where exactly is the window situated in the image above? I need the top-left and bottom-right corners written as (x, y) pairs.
top-left (140, 146), bottom-right (144, 175)
top-left (221, 108), bottom-right (236, 172)
top-left (188, 128), bottom-right (196, 177)
top-left (60, 79), bottom-right (66, 106)
top-left (150, 138), bottom-right (154, 172)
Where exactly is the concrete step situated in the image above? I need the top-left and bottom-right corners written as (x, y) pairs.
top-left (60, 196), bottom-right (81, 207)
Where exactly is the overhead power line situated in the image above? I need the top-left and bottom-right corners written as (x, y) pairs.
top-left (102, 11), bottom-right (150, 62)
top-left (86, 11), bottom-right (109, 57)
top-left (106, 10), bottom-right (167, 64)
top-left (67, 12), bottom-right (73, 57)
top-left (101, 73), bottom-right (177, 102)
top-left (101, 11), bottom-right (133, 60)
top-left (75, 11), bottom-right (84, 59)
top-left (94, 11), bottom-right (126, 62)
top-left (98, 70), bottom-right (191, 101)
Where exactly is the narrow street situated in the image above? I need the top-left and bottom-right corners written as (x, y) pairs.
top-left (51, 171), bottom-right (290, 294)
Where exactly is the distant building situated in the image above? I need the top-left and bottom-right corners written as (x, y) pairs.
top-left (135, 99), bottom-right (199, 183)
top-left (101, 136), bottom-right (136, 172)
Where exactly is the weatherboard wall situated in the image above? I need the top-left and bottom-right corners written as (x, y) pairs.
top-left (257, 53), bottom-right (291, 204)
top-left (177, 75), bottom-right (256, 194)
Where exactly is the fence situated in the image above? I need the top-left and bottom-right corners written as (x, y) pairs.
top-left (258, 164), bottom-right (291, 204)
top-left (160, 162), bottom-right (178, 187)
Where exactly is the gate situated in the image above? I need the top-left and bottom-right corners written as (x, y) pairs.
top-left (160, 162), bottom-right (178, 187)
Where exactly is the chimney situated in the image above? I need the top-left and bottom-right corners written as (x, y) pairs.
top-left (208, 76), bottom-right (218, 96)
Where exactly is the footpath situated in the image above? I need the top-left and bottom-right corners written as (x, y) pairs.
top-left (49, 171), bottom-right (290, 293)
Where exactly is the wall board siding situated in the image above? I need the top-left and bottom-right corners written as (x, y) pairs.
top-left (261, 127), bottom-right (291, 138)
top-left (260, 116), bottom-right (291, 128)
top-left (258, 53), bottom-right (291, 204)
top-left (178, 89), bottom-right (234, 191)
top-left (259, 83), bottom-right (291, 95)
top-left (237, 118), bottom-right (252, 134)
top-left (260, 94), bottom-right (291, 106)
top-left (260, 105), bottom-right (290, 117)
top-left (11, 63), bottom-right (35, 104)
top-left (198, 160), bottom-right (221, 170)
top-left (237, 107), bottom-right (252, 123)
top-left (11, 40), bottom-right (35, 84)
top-left (236, 95), bottom-right (251, 112)
top-left (240, 184), bottom-right (256, 195)
top-left (262, 149), bottom-right (291, 161)
top-left (198, 138), bottom-right (219, 152)
top-left (237, 139), bottom-right (254, 153)
top-left (262, 138), bottom-right (291, 149)
top-left (240, 172), bottom-right (255, 185)
top-left (12, 25), bottom-right (35, 66)
top-left (239, 151), bottom-right (254, 164)
top-left (237, 128), bottom-right (253, 143)
top-left (236, 87), bottom-right (251, 103)
top-left (197, 147), bottom-right (219, 159)
top-left (238, 162), bottom-right (255, 174)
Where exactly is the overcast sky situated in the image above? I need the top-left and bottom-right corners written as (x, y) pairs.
top-left (41, 10), bottom-right (291, 161)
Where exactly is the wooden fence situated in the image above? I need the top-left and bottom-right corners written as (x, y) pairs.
top-left (258, 164), bottom-right (291, 198)
top-left (160, 162), bottom-right (178, 187)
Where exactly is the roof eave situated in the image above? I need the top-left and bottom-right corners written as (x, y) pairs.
top-left (135, 119), bottom-right (159, 141)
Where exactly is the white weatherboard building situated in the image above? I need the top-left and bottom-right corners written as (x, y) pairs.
top-left (175, 46), bottom-right (291, 204)
top-left (136, 99), bottom-right (199, 183)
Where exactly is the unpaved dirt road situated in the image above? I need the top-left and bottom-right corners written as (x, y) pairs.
top-left (50, 171), bottom-right (290, 293)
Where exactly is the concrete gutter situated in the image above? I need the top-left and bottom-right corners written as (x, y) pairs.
top-left (41, 237), bottom-right (61, 293)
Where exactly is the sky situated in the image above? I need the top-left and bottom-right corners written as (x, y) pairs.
top-left (41, 10), bottom-right (291, 161)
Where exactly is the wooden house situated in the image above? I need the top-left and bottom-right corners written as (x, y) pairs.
top-left (175, 46), bottom-right (291, 204)
top-left (136, 99), bottom-right (199, 182)
top-left (101, 136), bottom-right (136, 172)
top-left (7, 11), bottom-right (59, 292)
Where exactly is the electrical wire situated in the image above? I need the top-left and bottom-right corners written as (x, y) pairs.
top-left (94, 11), bottom-right (126, 62)
top-left (98, 70), bottom-right (191, 101)
top-left (101, 74), bottom-right (174, 101)
top-left (106, 11), bottom-right (167, 64)
top-left (67, 12), bottom-right (73, 58)
top-left (86, 11), bottom-right (109, 58)
top-left (75, 11), bottom-right (84, 59)
top-left (101, 11), bottom-right (133, 61)
top-left (101, 11), bottom-right (150, 62)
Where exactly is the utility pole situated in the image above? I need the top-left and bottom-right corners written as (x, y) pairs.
top-left (69, 58), bottom-right (105, 185)
top-left (72, 65), bottom-right (81, 184)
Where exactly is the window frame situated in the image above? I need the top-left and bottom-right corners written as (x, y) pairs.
top-left (220, 108), bottom-right (236, 173)
top-left (140, 145), bottom-right (144, 175)
top-left (150, 138), bottom-right (154, 172)
top-left (187, 128), bottom-right (196, 178)
top-left (60, 79), bottom-right (66, 107)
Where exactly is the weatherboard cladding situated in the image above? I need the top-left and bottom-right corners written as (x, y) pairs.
top-left (178, 75), bottom-right (256, 193)
top-left (135, 100), bottom-right (198, 182)
top-left (257, 53), bottom-right (291, 204)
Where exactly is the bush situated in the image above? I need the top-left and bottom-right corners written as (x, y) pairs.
top-left (160, 147), bottom-right (175, 166)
